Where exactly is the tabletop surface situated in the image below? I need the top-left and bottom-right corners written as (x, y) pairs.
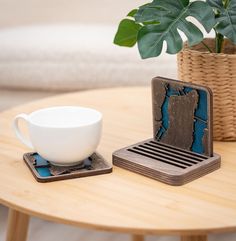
top-left (0, 87), bottom-right (236, 235)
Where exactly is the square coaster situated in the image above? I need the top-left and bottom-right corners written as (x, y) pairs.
top-left (24, 152), bottom-right (112, 182)
top-left (152, 76), bottom-right (213, 156)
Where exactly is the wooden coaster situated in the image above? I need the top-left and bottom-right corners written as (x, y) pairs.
top-left (113, 76), bottom-right (221, 185)
top-left (152, 76), bottom-right (213, 156)
top-left (24, 152), bottom-right (112, 183)
top-left (113, 138), bottom-right (220, 186)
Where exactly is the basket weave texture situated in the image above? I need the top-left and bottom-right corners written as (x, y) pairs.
top-left (177, 38), bottom-right (236, 141)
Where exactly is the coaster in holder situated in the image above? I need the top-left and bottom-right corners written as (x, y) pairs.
top-left (113, 76), bottom-right (221, 186)
top-left (24, 152), bottom-right (112, 182)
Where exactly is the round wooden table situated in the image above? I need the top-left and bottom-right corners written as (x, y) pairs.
top-left (0, 87), bottom-right (236, 241)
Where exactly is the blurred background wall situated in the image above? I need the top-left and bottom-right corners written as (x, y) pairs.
top-left (0, 0), bottom-right (146, 27)
top-left (0, 0), bottom-right (177, 110)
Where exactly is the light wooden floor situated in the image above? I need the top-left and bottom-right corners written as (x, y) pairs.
top-left (0, 205), bottom-right (236, 241)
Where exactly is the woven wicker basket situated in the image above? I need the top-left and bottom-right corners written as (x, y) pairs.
top-left (177, 38), bottom-right (236, 141)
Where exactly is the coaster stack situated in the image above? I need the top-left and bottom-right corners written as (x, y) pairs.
top-left (113, 77), bottom-right (221, 185)
top-left (113, 139), bottom-right (220, 186)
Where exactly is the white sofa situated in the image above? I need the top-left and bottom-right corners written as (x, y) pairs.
top-left (0, 0), bottom-right (177, 110)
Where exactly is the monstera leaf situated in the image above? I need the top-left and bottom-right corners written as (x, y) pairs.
top-left (207, 0), bottom-right (236, 43)
top-left (135, 0), bottom-right (215, 58)
top-left (114, 10), bottom-right (142, 47)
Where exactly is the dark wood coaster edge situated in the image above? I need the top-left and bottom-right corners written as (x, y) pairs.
top-left (23, 152), bottom-right (112, 183)
top-left (113, 154), bottom-right (221, 186)
top-left (112, 138), bottom-right (221, 186)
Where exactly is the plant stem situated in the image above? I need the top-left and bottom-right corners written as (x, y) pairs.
top-left (213, 0), bottom-right (228, 53)
top-left (201, 41), bottom-right (213, 53)
top-left (215, 30), bottom-right (224, 53)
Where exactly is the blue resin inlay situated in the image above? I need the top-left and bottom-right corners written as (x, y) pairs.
top-left (190, 89), bottom-right (208, 154)
top-left (156, 85), bottom-right (208, 155)
top-left (156, 85), bottom-right (171, 140)
top-left (35, 167), bottom-right (51, 177)
top-left (191, 119), bottom-right (207, 154)
top-left (33, 154), bottom-right (49, 166)
top-left (195, 89), bottom-right (208, 120)
top-left (33, 154), bottom-right (51, 177)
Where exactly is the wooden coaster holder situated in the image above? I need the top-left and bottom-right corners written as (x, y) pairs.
top-left (113, 77), bottom-right (221, 186)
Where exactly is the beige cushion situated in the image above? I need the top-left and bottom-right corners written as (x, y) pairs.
top-left (0, 25), bottom-right (177, 91)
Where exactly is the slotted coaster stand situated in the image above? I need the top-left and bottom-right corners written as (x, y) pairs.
top-left (113, 77), bottom-right (221, 185)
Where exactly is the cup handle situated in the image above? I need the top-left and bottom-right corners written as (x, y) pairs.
top-left (13, 114), bottom-right (34, 149)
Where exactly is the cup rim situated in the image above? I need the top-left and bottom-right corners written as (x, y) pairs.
top-left (28, 106), bottom-right (102, 128)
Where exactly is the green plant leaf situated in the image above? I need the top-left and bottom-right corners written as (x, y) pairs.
top-left (114, 19), bottom-right (142, 47)
top-left (135, 0), bottom-right (215, 58)
top-left (207, 0), bottom-right (222, 9)
top-left (127, 9), bottom-right (138, 17)
top-left (207, 0), bottom-right (236, 43)
top-left (135, 5), bottom-right (171, 24)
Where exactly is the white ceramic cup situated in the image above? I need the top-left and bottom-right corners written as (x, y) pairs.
top-left (13, 106), bottom-right (102, 166)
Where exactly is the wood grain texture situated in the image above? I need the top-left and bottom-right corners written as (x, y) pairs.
top-left (152, 79), bottom-right (166, 133)
top-left (2, 206), bottom-right (236, 241)
top-left (181, 235), bottom-right (207, 241)
top-left (113, 139), bottom-right (221, 186)
top-left (152, 77), bottom-right (213, 157)
top-left (0, 87), bottom-right (235, 236)
top-left (132, 234), bottom-right (145, 241)
top-left (6, 209), bottom-right (29, 241)
top-left (162, 90), bottom-right (198, 150)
